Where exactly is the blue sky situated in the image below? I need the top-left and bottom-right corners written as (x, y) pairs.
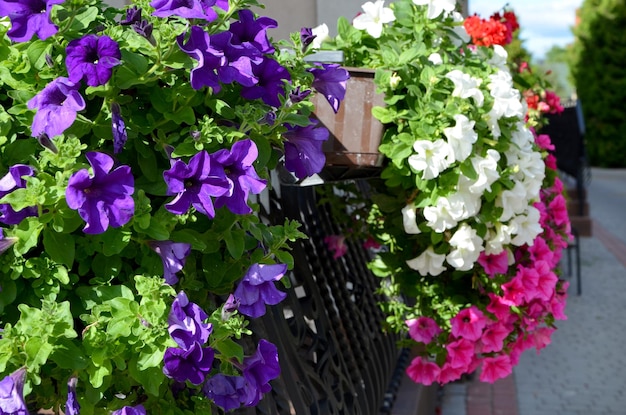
top-left (468, 0), bottom-right (583, 59)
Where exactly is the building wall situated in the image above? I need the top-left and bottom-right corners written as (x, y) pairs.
top-left (104, 0), bottom-right (468, 41)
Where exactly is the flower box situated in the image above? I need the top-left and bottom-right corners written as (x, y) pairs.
top-left (312, 67), bottom-right (386, 167)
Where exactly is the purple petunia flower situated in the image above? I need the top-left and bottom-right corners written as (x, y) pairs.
top-left (111, 103), bottom-right (128, 154)
top-left (300, 27), bottom-right (316, 51)
top-left (240, 58), bottom-right (291, 107)
top-left (289, 86), bottom-right (312, 104)
top-left (177, 26), bottom-right (225, 92)
top-left (150, 0), bottom-right (226, 22)
top-left (0, 0), bottom-right (63, 42)
top-left (163, 342), bottom-right (214, 385)
top-left (27, 77), bottom-right (86, 139)
top-left (0, 367), bottom-right (28, 415)
top-left (228, 10), bottom-right (277, 55)
top-left (0, 164), bottom-right (38, 225)
top-left (111, 405), bottom-right (146, 415)
top-left (221, 294), bottom-right (240, 321)
top-left (308, 63), bottom-right (349, 113)
top-left (65, 152), bottom-right (135, 235)
top-left (120, 5), bottom-right (142, 25)
top-left (65, 377), bottom-right (80, 415)
top-left (148, 241), bottom-right (191, 285)
top-left (0, 229), bottom-right (18, 256)
top-left (233, 263), bottom-right (287, 318)
top-left (167, 291), bottom-right (212, 350)
top-left (203, 374), bottom-right (248, 412)
top-left (241, 339), bottom-right (280, 407)
top-left (283, 120), bottom-right (329, 180)
top-left (210, 139), bottom-right (267, 215)
top-left (163, 150), bottom-right (232, 218)
top-left (65, 34), bottom-right (121, 87)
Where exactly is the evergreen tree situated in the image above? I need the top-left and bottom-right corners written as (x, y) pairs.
top-left (572, 0), bottom-right (626, 167)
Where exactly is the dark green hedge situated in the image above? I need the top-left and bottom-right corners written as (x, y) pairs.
top-left (572, 0), bottom-right (626, 167)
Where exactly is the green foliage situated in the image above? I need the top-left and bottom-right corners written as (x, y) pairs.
top-left (572, 0), bottom-right (626, 166)
top-left (0, 0), bottom-right (316, 412)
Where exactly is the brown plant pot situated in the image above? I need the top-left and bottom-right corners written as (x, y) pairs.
top-left (312, 67), bottom-right (386, 167)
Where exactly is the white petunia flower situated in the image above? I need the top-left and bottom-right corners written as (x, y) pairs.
top-left (402, 203), bottom-right (421, 234)
top-left (488, 45), bottom-right (509, 71)
top-left (488, 70), bottom-right (523, 119)
top-left (311, 24), bottom-right (330, 49)
top-left (509, 206), bottom-right (543, 246)
top-left (484, 223), bottom-right (513, 255)
top-left (423, 196), bottom-right (460, 232)
top-left (407, 247), bottom-right (447, 276)
top-left (446, 223), bottom-right (483, 271)
top-left (443, 114), bottom-right (478, 163)
top-left (447, 189), bottom-right (481, 221)
top-left (445, 69), bottom-right (484, 107)
top-left (496, 180), bottom-right (528, 221)
top-left (467, 149), bottom-right (501, 195)
top-left (449, 11), bottom-right (470, 46)
top-left (353, 0), bottom-right (395, 38)
top-left (408, 139), bottom-right (453, 179)
top-left (412, 0), bottom-right (456, 19)
top-left (486, 108), bottom-right (502, 138)
top-left (428, 52), bottom-right (443, 65)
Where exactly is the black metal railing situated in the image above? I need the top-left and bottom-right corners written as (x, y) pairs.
top-left (234, 178), bottom-right (406, 414)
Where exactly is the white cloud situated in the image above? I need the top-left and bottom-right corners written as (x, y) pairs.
top-left (468, 0), bottom-right (582, 58)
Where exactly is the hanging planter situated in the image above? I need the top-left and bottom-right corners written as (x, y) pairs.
top-left (312, 67), bottom-right (386, 168)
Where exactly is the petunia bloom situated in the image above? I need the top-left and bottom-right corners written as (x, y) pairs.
top-left (479, 355), bottom-right (512, 383)
top-left (406, 356), bottom-right (440, 385)
top-left (167, 291), bottom-right (212, 350)
top-left (412, 0), bottom-right (456, 19)
top-left (163, 342), bottom-right (214, 385)
top-left (65, 35), bottom-right (121, 87)
top-left (210, 139), bottom-right (267, 215)
top-left (308, 63), bottom-right (349, 113)
top-left (241, 339), bottom-right (280, 407)
top-left (111, 103), bottom-right (128, 154)
top-left (148, 240), bottom-right (192, 285)
top-left (0, 0), bottom-right (63, 42)
top-left (111, 405), bottom-right (146, 415)
top-left (406, 317), bottom-right (442, 344)
top-left (0, 367), bottom-right (28, 415)
top-left (324, 234), bottom-right (348, 259)
top-left (150, 0), bottom-right (227, 21)
top-left (228, 9), bottom-right (277, 55)
top-left (240, 58), bottom-right (291, 107)
top-left (234, 263), bottom-right (287, 318)
top-left (65, 377), bottom-right (80, 415)
top-left (406, 247), bottom-right (447, 277)
top-left (352, 0), bottom-right (395, 38)
top-left (65, 152), bottom-right (135, 234)
top-left (163, 150), bottom-right (232, 218)
top-left (27, 77), bottom-right (86, 139)
top-left (300, 27), bottom-right (316, 51)
top-left (204, 374), bottom-right (248, 412)
top-left (0, 229), bottom-right (18, 256)
top-left (450, 306), bottom-right (488, 341)
top-left (0, 164), bottom-right (38, 225)
top-left (283, 121), bottom-right (329, 180)
top-left (177, 26), bottom-right (225, 92)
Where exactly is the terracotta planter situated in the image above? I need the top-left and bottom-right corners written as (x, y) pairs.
top-left (312, 67), bottom-right (386, 167)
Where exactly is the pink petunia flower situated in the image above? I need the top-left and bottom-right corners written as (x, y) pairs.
top-left (533, 260), bottom-right (559, 301)
top-left (323, 234), bottom-right (348, 259)
top-left (445, 338), bottom-right (476, 370)
top-left (532, 326), bottom-right (555, 354)
top-left (406, 356), bottom-right (440, 385)
top-left (406, 317), bottom-right (442, 344)
top-left (480, 322), bottom-right (511, 353)
top-left (548, 194), bottom-right (569, 226)
top-left (477, 250), bottom-right (509, 277)
top-left (479, 355), bottom-right (512, 383)
top-left (450, 306), bottom-right (488, 341)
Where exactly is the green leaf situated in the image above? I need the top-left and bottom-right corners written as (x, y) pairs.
top-left (14, 218), bottom-right (43, 255)
top-left (372, 106), bottom-right (395, 124)
top-left (213, 338), bottom-right (244, 363)
top-left (91, 253), bottom-right (122, 283)
top-left (86, 360), bottom-right (112, 389)
top-left (223, 229), bottom-right (245, 260)
top-left (50, 339), bottom-right (89, 370)
top-left (274, 250), bottom-right (294, 270)
top-left (24, 337), bottom-right (54, 370)
top-left (26, 40), bottom-right (53, 70)
top-left (43, 229), bottom-right (75, 267)
top-left (93, 228), bottom-right (131, 256)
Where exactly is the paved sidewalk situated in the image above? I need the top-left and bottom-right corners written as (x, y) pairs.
top-left (439, 168), bottom-right (626, 415)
